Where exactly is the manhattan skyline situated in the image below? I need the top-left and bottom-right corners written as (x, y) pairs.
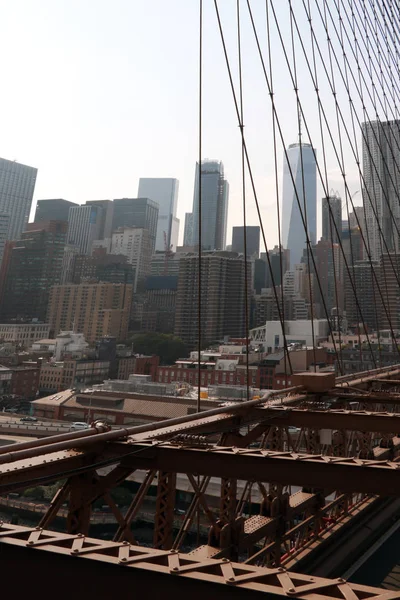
top-left (0, 1), bottom-right (365, 249)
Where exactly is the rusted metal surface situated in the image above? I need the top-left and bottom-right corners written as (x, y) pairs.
top-left (153, 471), bottom-right (176, 549)
top-left (102, 441), bottom-right (400, 495)
top-left (1, 366), bottom-right (400, 586)
top-left (0, 524), bottom-right (397, 599)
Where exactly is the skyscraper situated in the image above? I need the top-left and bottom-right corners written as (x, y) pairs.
top-left (282, 143), bottom-right (317, 267)
top-left (175, 251), bottom-right (250, 347)
top-left (34, 199), bottom-right (78, 223)
top-left (362, 120), bottom-right (400, 260)
top-left (344, 260), bottom-right (379, 331)
top-left (85, 200), bottom-right (114, 240)
top-left (112, 198), bottom-right (159, 252)
top-left (191, 160), bottom-right (229, 251)
top-left (0, 214), bottom-right (10, 267)
top-left (111, 227), bottom-right (152, 291)
top-left (231, 226), bottom-right (260, 258)
top-left (183, 213), bottom-right (194, 246)
top-left (137, 178), bottom-right (179, 252)
top-left (322, 195), bottom-right (342, 244)
top-left (0, 157), bottom-right (37, 241)
top-left (67, 204), bottom-right (103, 255)
top-left (0, 221), bottom-right (67, 322)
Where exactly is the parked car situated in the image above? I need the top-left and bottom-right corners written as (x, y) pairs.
top-left (20, 416), bottom-right (38, 423)
top-left (70, 422), bottom-right (90, 430)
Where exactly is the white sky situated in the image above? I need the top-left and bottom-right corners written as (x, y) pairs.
top-left (0, 0), bottom-right (383, 247)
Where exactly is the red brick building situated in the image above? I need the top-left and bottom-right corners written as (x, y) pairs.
top-left (10, 366), bottom-right (40, 399)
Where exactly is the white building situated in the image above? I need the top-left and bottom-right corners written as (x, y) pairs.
top-left (32, 331), bottom-right (89, 360)
top-left (264, 319), bottom-right (329, 350)
top-left (67, 204), bottom-right (103, 255)
top-left (282, 143), bottom-right (317, 267)
top-left (53, 331), bottom-right (89, 360)
top-left (0, 322), bottom-right (51, 347)
top-left (138, 178), bottom-right (180, 252)
top-left (111, 227), bottom-right (151, 291)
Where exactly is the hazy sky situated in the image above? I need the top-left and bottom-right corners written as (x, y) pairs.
top-left (0, 1), bottom-right (381, 247)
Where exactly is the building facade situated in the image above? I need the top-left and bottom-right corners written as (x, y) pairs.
top-left (47, 283), bottom-right (133, 343)
top-left (344, 260), bottom-right (380, 332)
top-left (191, 161), bottom-right (229, 251)
top-left (183, 213), bottom-right (194, 246)
top-left (379, 252), bottom-right (400, 331)
top-left (142, 275), bottom-right (178, 333)
top-left (39, 359), bottom-right (110, 393)
top-left (0, 323), bottom-right (50, 347)
top-left (0, 221), bottom-right (67, 322)
top-left (174, 252), bottom-right (250, 346)
top-left (0, 214), bottom-right (10, 267)
top-left (34, 199), bottom-right (78, 223)
top-left (111, 227), bottom-right (152, 291)
top-left (231, 226), bottom-right (260, 258)
top-left (282, 143), bottom-right (317, 267)
top-left (138, 178), bottom-right (179, 252)
top-left (0, 157), bottom-right (37, 242)
top-left (322, 195), bottom-right (342, 244)
top-left (362, 120), bottom-right (400, 260)
top-left (85, 200), bottom-right (114, 240)
top-left (67, 204), bottom-right (104, 255)
top-left (71, 250), bottom-right (134, 286)
top-left (112, 198), bottom-right (159, 252)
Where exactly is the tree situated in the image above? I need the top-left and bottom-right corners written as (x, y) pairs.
top-left (23, 487), bottom-right (45, 500)
top-left (131, 333), bottom-right (188, 365)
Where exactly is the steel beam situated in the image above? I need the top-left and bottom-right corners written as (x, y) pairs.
top-left (257, 407), bottom-right (400, 433)
top-left (0, 524), bottom-right (395, 600)
top-left (109, 442), bottom-right (400, 496)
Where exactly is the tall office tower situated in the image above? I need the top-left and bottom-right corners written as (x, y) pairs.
top-left (263, 246), bottom-right (290, 288)
top-left (112, 198), bottom-right (159, 252)
top-left (174, 251), bottom-right (250, 347)
top-left (111, 227), bottom-right (152, 291)
top-left (183, 213), bottom-right (194, 246)
top-left (47, 283), bottom-right (132, 343)
top-left (0, 157), bottom-right (37, 241)
top-left (362, 120), bottom-right (400, 260)
top-left (308, 239), bottom-right (343, 318)
top-left (85, 200), bottom-right (114, 239)
top-left (0, 221), bottom-right (67, 322)
top-left (231, 226), bottom-right (260, 258)
top-left (0, 214), bottom-right (10, 267)
top-left (348, 206), bottom-right (365, 230)
top-left (379, 253), bottom-right (400, 331)
top-left (282, 143), bottom-right (317, 267)
top-left (34, 199), bottom-right (78, 223)
top-left (138, 178), bottom-right (180, 252)
top-left (322, 195), bottom-right (342, 243)
top-left (191, 160), bottom-right (229, 250)
top-left (344, 260), bottom-right (380, 332)
top-left (67, 204), bottom-right (103, 255)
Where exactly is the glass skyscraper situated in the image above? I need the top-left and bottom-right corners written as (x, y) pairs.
top-left (362, 120), bottom-right (400, 260)
top-left (191, 160), bottom-right (229, 251)
top-left (112, 198), bottom-right (159, 253)
top-left (0, 157), bottom-right (37, 241)
top-left (282, 143), bottom-right (317, 267)
top-left (137, 178), bottom-right (179, 252)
